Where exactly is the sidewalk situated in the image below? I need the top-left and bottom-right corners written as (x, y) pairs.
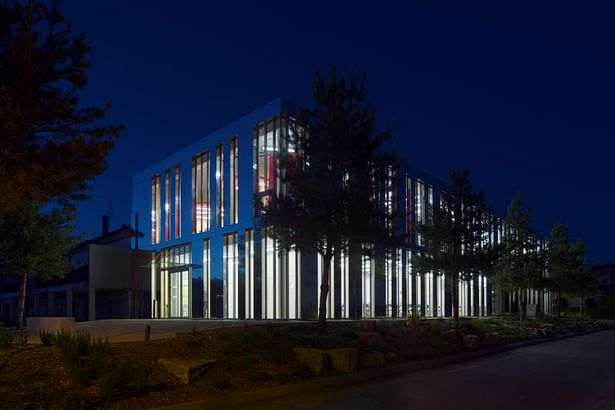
top-left (24, 318), bottom-right (312, 343)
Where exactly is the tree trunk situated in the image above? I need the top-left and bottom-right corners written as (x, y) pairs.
top-left (452, 272), bottom-right (459, 322)
top-left (519, 289), bottom-right (526, 322)
top-left (557, 288), bottom-right (562, 318)
top-left (579, 296), bottom-right (583, 317)
top-left (318, 253), bottom-right (331, 335)
top-left (16, 272), bottom-right (28, 330)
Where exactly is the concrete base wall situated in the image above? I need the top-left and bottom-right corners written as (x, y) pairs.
top-left (26, 316), bottom-right (75, 333)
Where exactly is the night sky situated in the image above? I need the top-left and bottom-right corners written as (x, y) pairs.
top-left (62, 1), bottom-right (614, 264)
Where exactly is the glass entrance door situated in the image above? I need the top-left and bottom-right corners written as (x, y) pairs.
top-left (169, 270), bottom-right (190, 318)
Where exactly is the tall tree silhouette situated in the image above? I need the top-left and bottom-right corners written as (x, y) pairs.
top-left (0, 0), bottom-right (122, 215)
top-left (412, 169), bottom-right (495, 321)
top-left (258, 67), bottom-right (402, 334)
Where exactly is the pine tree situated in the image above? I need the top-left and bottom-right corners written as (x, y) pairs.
top-left (0, 0), bottom-right (122, 215)
top-left (494, 195), bottom-right (545, 321)
top-left (547, 223), bottom-right (586, 317)
top-left (258, 67), bottom-right (402, 334)
top-left (412, 169), bottom-right (495, 321)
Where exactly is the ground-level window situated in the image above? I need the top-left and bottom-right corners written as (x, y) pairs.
top-left (159, 243), bottom-right (191, 318)
top-left (223, 233), bottom-right (238, 318)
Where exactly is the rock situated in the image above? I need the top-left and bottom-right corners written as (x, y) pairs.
top-left (355, 320), bottom-right (377, 331)
top-left (462, 334), bottom-right (480, 350)
top-left (326, 348), bottom-right (359, 373)
top-left (294, 347), bottom-right (329, 375)
top-left (357, 332), bottom-right (385, 347)
top-left (385, 351), bottom-right (399, 363)
top-left (158, 358), bottom-right (216, 384)
top-left (360, 350), bottom-right (386, 368)
top-left (481, 332), bottom-right (500, 348)
top-left (441, 329), bottom-right (458, 340)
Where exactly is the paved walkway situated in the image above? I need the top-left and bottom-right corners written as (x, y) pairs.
top-left (20, 319), bottom-right (313, 343)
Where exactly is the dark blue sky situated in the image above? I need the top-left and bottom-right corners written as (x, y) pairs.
top-left (63, 1), bottom-right (614, 263)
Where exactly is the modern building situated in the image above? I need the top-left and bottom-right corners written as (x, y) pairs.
top-left (132, 98), bottom-right (551, 321)
top-left (0, 217), bottom-right (151, 325)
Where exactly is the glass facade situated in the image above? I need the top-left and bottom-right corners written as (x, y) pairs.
top-left (138, 109), bottom-right (516, 323)
top-left (192, 151), bottom-right (210, 233)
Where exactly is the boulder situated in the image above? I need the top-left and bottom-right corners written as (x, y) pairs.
top-left (360, 350), bottom-right (386, 368)
top-left (357, 332), bottom-right (385, 347)
top-left (385, 351), bottom-right (399, 363)
top-left (158, 358), bottom-right (216, 384)
top-left (441, 329), bottom-right (458, 340)
top-left (481, 332), bottom-right (500, 348)
top-left (326, 348), bottom-right (359, 373)
top-left (462, 334), bottom-right (480, 350)
top-left (294, 347), bottom-right (329, 375)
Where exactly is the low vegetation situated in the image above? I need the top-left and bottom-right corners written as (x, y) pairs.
top-left (0, 317), bottom-right (605, 408)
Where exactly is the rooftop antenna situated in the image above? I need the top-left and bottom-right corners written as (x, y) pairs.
top-left (98, 195), bottom-right (128, 224)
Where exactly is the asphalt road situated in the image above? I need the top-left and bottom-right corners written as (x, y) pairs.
top-left (239, 330), bottom-right (615, 410)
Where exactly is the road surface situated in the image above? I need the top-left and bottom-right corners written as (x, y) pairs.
top-left (239, 330), bottom-right (615, 410)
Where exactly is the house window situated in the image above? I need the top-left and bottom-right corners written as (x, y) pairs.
top-left (216, 143), bottom-right (224, 227)
top-left (151, 174), bottom-right (161, 245)
top-left (174, 165), bottom-right (181, 238)
top-left (230, 137), bottom-right (238, 224)
top-left (192, 151), bottom-right (210, 233)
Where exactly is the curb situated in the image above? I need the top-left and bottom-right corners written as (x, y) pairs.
top-left (157, 327), bottom-right (606, 410)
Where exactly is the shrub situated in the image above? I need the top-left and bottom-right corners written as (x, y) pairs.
top-left (0, 322), bottom-right (13, 348)
top-left (211, 375), bottom-right (232, 390)
top-left (39, 330), bottom-right (54, 346)
top-left (407, 305), bottom-right (421, 330)
top-left (100, 358), bottom-right (148, 401)
top-left (54, 330), bottom-right (111, 386)
top-left (179, 325), bottom-right (207, 349)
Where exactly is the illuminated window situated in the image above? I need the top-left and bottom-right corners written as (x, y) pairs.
top-left (216, 143), bottom-right (224, 227)
top-left (245, 229), bottom-right (254, 319)
top-left (230, 137), bottom-right (238, 224)
top-left (174, 165), bottom-right (181, 238)
top-left (191, 151), bottom-right (210, 233)
top-left (253, 115), bottom-right (295, 210)
top-left (223, 233), bottom-right (238, 318)
top-left (415, 179), bottom-right (425, 246)
top-left (406, 176), bottom-right (413, 245)
top-left (203, 238), bottom-right (210, 318)
top-left (164, 169), bottom-right (170, 241)
top-left (151, 174), bottom-right (161, 245)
